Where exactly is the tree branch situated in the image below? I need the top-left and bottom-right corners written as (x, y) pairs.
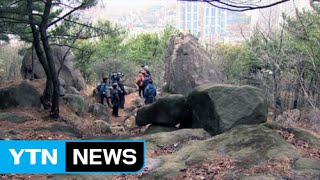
top-left (179, 0), bottom-right (290, 12)
top-left (47, 3), bottom-right (85, 28)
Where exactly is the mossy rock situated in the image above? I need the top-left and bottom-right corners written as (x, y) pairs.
top-left (265, 123), bottom-right (320, 149)
top-left (61, 94), bottom-right (88, 116)
top-left (185, 84), bottom-right (267, 135)
top-left (133, 128), bottom-right (210, 150)
top-left (35, 124), bottom-right (82, 138)
top-left (0, 130), bottom-right (18, 140)
top-left (0, 112), bottom-right (32, 123)
top-left (294, 157), bottom-right (320, 171)
top-left (144, 125), bottom-right (179, 135)
top-left (136, 94), bottom-right (191, 127)
top-left (0, 82), bottom-right (41, 109)
top-left (140, 125), bottom-right (299, 179)
top-left (88, 103), bottom-right (110, 123)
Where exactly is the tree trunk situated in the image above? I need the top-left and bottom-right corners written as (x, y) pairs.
top-left (33, 43), bottom-right (53, 110)
top-left (272, 65), bottom-right (281, 121)
top-left (293, 77), bottom-right (300, 109)
top-left (40, 0), bottom-right (60, 119)
top-left (26, 0), bottom-right (52, 109)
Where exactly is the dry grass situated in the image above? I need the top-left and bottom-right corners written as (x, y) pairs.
top-left (0, 107), bottom-right (78, 140)
top-left (277, 129), bottom-right (320, 160)
top-left (174, 157), bottom-right (235, 180)
top-left (244, 158), bottom-right (292, 177)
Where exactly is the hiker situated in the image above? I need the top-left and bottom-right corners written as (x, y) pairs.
top-left (110, 83), bottom-right (121, 117)
top-left (135, 69), bottom-right (146, 97)
top-left (117, 79), bottom-right (126, 109)
top-left (140, 65), bottom-right (145, 72)
top-left (143, 65), bottom-right (151, 76)
top-left (142, 73), bottom-right (152, 91)
top-left (98, 77), bottom-right (110, 106)
top-left (111, 71), bottom-right (122, 85)
top-left (144, 79), bottom-right (157, 104)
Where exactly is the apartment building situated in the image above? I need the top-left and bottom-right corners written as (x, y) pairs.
top-left (177, 1), bottom-right (251, 46)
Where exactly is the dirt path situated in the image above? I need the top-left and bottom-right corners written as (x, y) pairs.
top-left (108, 92), bottom-right (140, 127)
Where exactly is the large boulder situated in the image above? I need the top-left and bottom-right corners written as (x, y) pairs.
top-left (61, 94), bottom-right (88, 116)
top-left (164, 34), bottom-right (222, 95)
top-left (92, 120), bottom-right (112, 134)
top-left (183, 84), bottom-right (267, 135)
top-left (67, 86), bottom-right (80, 94)
top-left (136, 94), bottom-right (191, 127)
top-left (0, 82), bottom-right (41, 109)
top-left (307, 108), bottom-right (320, 131)
top-left (88, 103), bottom-right (110, 122)
top-left (21, 45), bottom-right (86, 91)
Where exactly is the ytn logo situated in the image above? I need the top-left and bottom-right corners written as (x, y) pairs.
top-left (9, 149), bottom-right (57, 165)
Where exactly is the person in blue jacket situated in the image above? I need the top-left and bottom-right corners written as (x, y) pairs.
top-left (110, 83), bottom-right (121, 117)
top-left (99, 77), bottom-right (110, 106)
top-left (144, 79), bottom-right (157, 104)
top-left (142, 74), bottom-right (152, 91)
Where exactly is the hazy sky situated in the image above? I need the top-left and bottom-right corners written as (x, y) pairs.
top-left (84, 0), bottom-right (175, 18)
top-left (101, 0), bottom-right (174, 8)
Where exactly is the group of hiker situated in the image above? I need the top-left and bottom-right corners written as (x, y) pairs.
top-left (98, 71), bottom-right (126, 117)
top-left (135, 65), bottom-right (157, 104)
top-left (97, 65), bottom-right (156, 118)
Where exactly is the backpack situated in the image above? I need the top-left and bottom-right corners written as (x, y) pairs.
top-left (111, 89), bottom-right (120, 103)
top-left (144, 84), bottom-right (156, 103)
top-left (143, 75), bottom-right (152, 88)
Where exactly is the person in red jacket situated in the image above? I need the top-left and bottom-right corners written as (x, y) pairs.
top-left (135, 69), bottom-right (146, 97)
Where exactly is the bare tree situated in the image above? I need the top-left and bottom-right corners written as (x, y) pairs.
top-left (179, 0), bottom-right (289, 12)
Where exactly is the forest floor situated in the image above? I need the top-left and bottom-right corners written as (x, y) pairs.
top-left (0, 89), bottom-right (143, 180)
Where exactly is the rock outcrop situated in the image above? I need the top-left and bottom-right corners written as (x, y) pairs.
top-left (164, 34), bottom-right (222, 95)
top-left (0, 112), bottom-right (33, 123)
top-left (307, 108), bottom-right (320, 131)
top-left (21, 45), bottom-right (86, 91)
top-left (136, 94), bottom-right (191, 127)
top-left (136, 84), bottom-right (267, 136)
top-left (93, 120), bottom-right (112, 134)
top-left (144, 125), bottom-right (179, 135)
top-left (61, 94), bottom-right (88, 116)
top-left (184, 84), bottom-right (267, 135)
top-left (88, 103), bottom-right (110, 122)
top-left (49, 125), bottom-right (320, 180)
top-left (0, 82), bottom-right (41, 109)
top-left (133, 125), bottom-right (312, 179)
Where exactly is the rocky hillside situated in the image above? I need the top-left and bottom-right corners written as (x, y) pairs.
top-left (0, 81), bottom-right (319, 180)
